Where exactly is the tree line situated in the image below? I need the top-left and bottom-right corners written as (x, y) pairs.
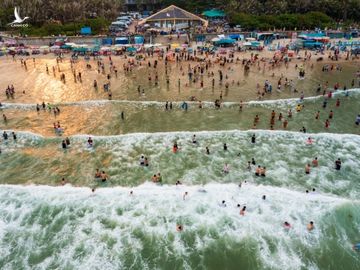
top-left (163, 0), bottom-right (360, 23)
top-left (0, 0), bottom-right (359, 35)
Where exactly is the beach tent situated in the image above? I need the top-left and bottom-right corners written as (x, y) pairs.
top-left (126, 47), bottom-right (137, 52)
top-left (134, 36), bottom-right (144, 45)
top-left (115, 37), bottom-right (129, 45)
top-left (73, 47), bottom-right (88, 52)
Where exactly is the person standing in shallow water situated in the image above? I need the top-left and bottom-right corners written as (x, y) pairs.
top-left (335, 158), bottom-right (341, 170)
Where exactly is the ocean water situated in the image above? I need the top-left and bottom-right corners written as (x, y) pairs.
top-left (1, 90), bottom-right (360, 269)
top-left (1, 89), bottom-right (360, 136)
top-left (0, 184), bottom-right (359, 270)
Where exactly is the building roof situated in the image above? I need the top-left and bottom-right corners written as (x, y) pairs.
top-left (139, 5), bottom-right (208, 26)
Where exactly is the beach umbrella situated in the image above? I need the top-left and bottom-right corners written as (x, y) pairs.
top-left (126, 47), bottom-right (137, 52)
top-left (171, 43), bottom-right (180, 48)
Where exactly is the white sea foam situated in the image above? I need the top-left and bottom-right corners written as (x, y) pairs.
top-left (2, 88), bottom-right (359, 110)
top-left (1, 128), bottom-right (359, 143)
top-left (0, 183), bottom-right (357, 270)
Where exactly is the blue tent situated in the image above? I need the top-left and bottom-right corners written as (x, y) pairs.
top-left (102, 38), bottom-right (113, 45)
top-left (80, 27), bottom-right (92, 35)
top-left (126, 47), bottom-right (137, 52)
top-left (134, 36), bottom-right (144, 45)
top-left (214, 38), bottom-right (235, 45)
top-left (228, 34), bottom-right (244, 41)
top-left (115, 37), bottom-right (129, 45)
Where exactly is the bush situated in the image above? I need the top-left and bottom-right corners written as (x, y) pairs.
top-left (10, 17), bottom-right (110, 37)
top-left (229, 12), bottom-right (334, 31)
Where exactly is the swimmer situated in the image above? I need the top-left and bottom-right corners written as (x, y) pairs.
top-left (262, 195), bottom-right (266, 200)
top-left (183, 192), bottom-right (188, 200)
top-left (192, 134), bottom-right (197, 144)
top-left (247, 161), bottom-right (251, 170)
top-left (315, 111), bottom-right (320, 120)
top-left (240, 206), bottom-right (246, 216)
top-left (283, 119), bottom-right (288, 129)
top-left (176, 224), bottom-right (183, 232)
top-left (223, 163), bottom-right (230, 174)
top-left (87, 137), bottom-right (93, 147)
top-left (325, 119), bottom-right (330, 128)
top-left (305, 164), bottom-right (311, 174)
top-left (206, 147), bottom-right (210, 155)
top-left (336, 99), bottom-right (340, 107)
top-left (175, 180), bottom-right (182, 185)
top-left (251, 134), bottom-right (256, 143)
top-left (335, 158), bottom-right (341, 170)
top-left (288, 109), bottom-right (292, 118)
top-left (283, 221), bottom-right (291, 229)
top-left (255, 166), bottom-right (261, 176)
top-left (251, 158), bottom-right (256, 165)
top-left (223, 143), bottom-right (228, 151)
top-left (156, 173), bottom-right (162, 183)
top-left (61, 178), bottom-right (66, 185)
top-left (139, 155), bottom-right (145, 166)
top-left (260, 167), bottom-right (266, 177)
top-left (61, 140), bottom-right (67, 149)
top-left (221, 200), bottom-right (227, 207)
top-left (306, 137), bottom-right (313, 144)
top-left (312, 157), bottom-right (318, 167)
top-left (355, 114), bottom-right (360, 126)
top-left (307, 221), bottom-right (314, 231)
top-left (172, 143), bottom-right (178, 153)
top-left (94, 169), bottom-right (101, 178)
top-left (100, 171), bottom-right (108, 182)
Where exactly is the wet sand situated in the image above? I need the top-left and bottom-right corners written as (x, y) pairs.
top-left (1, 46), bottom-right (359, 104)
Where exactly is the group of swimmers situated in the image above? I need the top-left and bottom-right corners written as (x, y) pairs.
top-left (139, 155), bottom-right (149, 166)
top-left (151, 173), bottom-right (162, 183)
top-left (61, 137), bottom-right (71, 149)
top-left (94, 169), bottom-right (109, 182)
top-left (2, 131), bottom-right (17, 141)
top-left (4, 85), bottom-right (15, 99)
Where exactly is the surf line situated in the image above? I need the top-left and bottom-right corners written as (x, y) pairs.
top-left (2, 88), bottom-right (360, 110)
